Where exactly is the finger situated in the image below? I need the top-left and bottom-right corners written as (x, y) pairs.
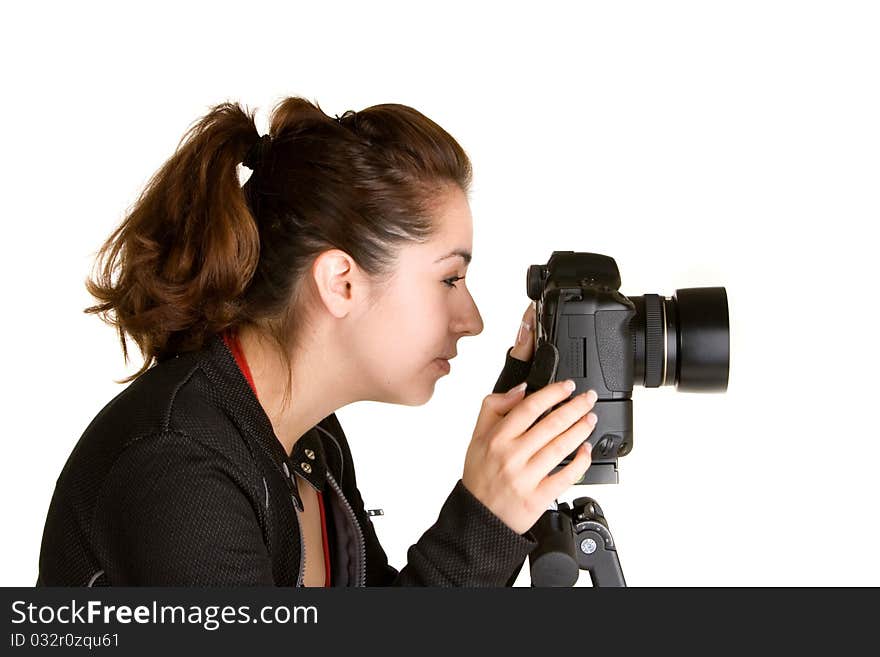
top-left (515, 389), bottom-right (597, 455)
top-left (497, 378), bottom-right (578, 443)
top-left (536, 441), bottom-right (593, 500)
top-left (524, 410), bottom-right (597, 482)
top-left (509, 302), bottom-right (536, 362)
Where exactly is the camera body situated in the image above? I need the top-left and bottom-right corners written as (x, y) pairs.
top-left (524, 251), bottom-right (729, 484)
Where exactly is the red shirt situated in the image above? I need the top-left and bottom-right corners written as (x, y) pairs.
top-left (221, 329), bottom-right (332, 587)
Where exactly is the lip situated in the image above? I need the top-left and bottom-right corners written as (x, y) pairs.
top-left (434, 358), bottom-right (451, 374)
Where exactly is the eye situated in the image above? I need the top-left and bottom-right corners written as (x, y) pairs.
top-left (442, 276), bottom-right (465, 289)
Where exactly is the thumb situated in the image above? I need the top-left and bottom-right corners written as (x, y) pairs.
top-left (509, 302), bottom-right (536, 362)
top-left (495, 382), bottom-right (528, 414)
top-left (474, 382), bottom-right (527, 438)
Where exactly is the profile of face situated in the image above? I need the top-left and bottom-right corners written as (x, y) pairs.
top-left (340, 184), bottom-right (484, 406)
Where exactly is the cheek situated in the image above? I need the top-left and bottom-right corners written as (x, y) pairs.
top-left (362, 277), bottom-right (454, 358)
top-left (378, 302), bottom-right (450, 368)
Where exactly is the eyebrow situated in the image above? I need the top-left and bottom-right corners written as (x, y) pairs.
top-left (434, 249), bottom-right (472, 265)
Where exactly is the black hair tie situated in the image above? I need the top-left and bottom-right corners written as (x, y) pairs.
top-left (242, 133), bottom-right (272, 171)
top-left (334, 111), bottom-right (356, 124)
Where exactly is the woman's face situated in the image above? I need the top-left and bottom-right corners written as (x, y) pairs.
top-left (351, 185), bottom-right (484, 405)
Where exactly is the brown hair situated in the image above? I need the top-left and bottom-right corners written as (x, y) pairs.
top-left (85, 96), bottom-right (473, 405)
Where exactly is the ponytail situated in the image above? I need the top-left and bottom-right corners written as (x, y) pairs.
top-left (85, 102), bottom-right (262, 382)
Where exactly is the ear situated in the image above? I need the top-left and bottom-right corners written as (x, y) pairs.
top-left (311, 249), bottom-right (367, 318)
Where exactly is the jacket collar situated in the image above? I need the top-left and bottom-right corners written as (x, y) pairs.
top-left (198, 333), bottom-right (329, 507)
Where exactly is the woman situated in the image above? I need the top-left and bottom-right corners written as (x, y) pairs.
top-left (37, 97), bottom-right (598, 586)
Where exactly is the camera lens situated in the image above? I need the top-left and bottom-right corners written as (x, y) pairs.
top-left (629, 287), bottom-right (729, 392)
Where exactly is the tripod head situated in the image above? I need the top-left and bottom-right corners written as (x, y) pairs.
top-left (529, 498), bottom-right (626, 587)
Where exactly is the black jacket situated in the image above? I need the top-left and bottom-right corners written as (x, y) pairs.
top-left (37, 333), bottom-right (537, 586)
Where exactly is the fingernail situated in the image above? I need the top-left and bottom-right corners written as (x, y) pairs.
top-left (505, 382), bottom-right (527, 397)
top-left (565, 379), bottom-right (576, 392)
top-left (516, 320), bottom-right (531, 346)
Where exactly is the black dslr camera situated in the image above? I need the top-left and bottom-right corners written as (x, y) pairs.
top-left (523, 251), bottom-right (730, 485)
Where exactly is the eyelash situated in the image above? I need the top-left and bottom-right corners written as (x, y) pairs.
top-left (442, 276), bottom-right (465, 289)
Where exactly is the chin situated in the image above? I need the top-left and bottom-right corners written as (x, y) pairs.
top-left (374, 383), bottom-right (434, 407)
top-left (374, 364), bottom-right (443, 406)
top-left (403, 386), bottom-right (435, 407)
top-left (404, 379), bottom-right (439, 407)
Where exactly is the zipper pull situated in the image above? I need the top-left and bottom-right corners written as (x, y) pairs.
top-left (366, 508), bottom-right (384, 516)
top-left (283, 462), bottom-right (304, 512)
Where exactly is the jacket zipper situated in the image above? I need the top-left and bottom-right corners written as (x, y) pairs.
top-left (293, 496), bottom-right (306, 587)
top-left (313, 423), bottom-right (365, 586)
top-left (283, 426), bottom-right (363, 586)
top-left (324, 470), bottom-right (366, 587)
top-left (283, 462), bottom-right (307, 587)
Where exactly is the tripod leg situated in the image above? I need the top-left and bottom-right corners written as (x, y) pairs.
top-left (572, 497), bottom-right (626, 587)
top-left (527, 507), bottom-right (580, 587)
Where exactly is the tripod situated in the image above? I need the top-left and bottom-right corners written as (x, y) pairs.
top-left (527, 497), bottom-right (626, 587)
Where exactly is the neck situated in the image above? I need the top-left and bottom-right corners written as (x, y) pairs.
top-left (236, 324), bottom-right (358, 457)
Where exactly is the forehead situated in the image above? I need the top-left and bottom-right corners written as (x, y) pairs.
top-left (395, 186), bottom-right (473, 271)
top-left (430, 185), bottom-right (473, 246)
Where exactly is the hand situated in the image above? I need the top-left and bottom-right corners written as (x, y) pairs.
top-left (462, 379), bottom-right (598, 536)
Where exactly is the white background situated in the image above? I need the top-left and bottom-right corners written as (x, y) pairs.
top-left (2, 0), bottom-right (877, 586)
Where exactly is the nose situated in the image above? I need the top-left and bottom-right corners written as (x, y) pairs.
top-left (456, 294), bottom-right (484, 337)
